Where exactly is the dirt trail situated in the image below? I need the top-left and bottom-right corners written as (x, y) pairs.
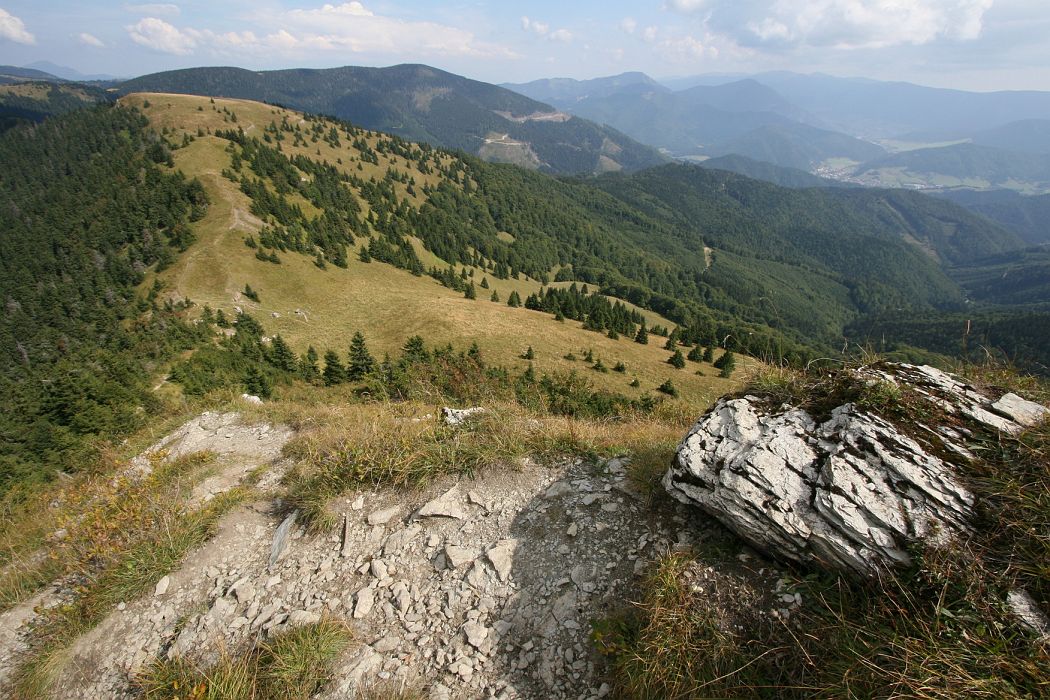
top-left (3, 411), bottom-right (787, 699)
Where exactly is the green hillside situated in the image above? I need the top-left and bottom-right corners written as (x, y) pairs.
top-left (856, 142), bottom-right (1050, 193)
top-left (699, 154), bottom-right (855, 189)
top-left (703, 122), bottom-right (886, 170)
top-left (934, 189), bottom-right (1050, 245)
top-left (0, 82), bottom-right (109, 132)
top-left (117, 64), bottom-right (664, 176)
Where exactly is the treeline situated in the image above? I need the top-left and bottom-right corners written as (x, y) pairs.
top-left (0, 105), bottom-right (211, 495)
top-left (217, 123), bottom-right (815, 364)
top-left (170, 312), bottom-right (664, 419)
top-left (847, 310), bottom-right (1050, 374)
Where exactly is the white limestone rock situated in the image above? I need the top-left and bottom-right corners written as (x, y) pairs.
top-left (665, 391), bottom-right (976, 577)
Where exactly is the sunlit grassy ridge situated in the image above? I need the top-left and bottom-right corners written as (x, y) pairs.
top-left (126, 92), bottom-right (750, 408)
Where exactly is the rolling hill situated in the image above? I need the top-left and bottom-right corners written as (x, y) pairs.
top-left (698, 154), bottom-right (855, 189)
top-left (934, 189), bottom-right (1050, 246)
top-left (504, 74), bottom-right (833, 159)
top-left (854, 143), bottom-right (1050, 193)
top-left (970, 119), bottom-right (1050, 156)
top-left (701, 122), bottom-right (885, 170)
top-left (117, 64), bottom-right (664, 176)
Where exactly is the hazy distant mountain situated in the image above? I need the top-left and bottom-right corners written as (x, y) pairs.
top-left (505, 75), bottom-right (831, 158)
top-left (751, 72), bottom-right (1050, 140)
top-left (970, 119), bottom-right (1050, 156)
top-left (857, 143), bottom-right (1050, 191)
top-left (501, 71), bottom-right (667, 105)
top-left (24, 61), bottom-right (117, 82)
top-left (119, 64), bottom-right (664, 175)
top-left (703, 123), bottom-right (885, 170)
top-left (0, 65), bottom-right (63, 84)
top-left (699, 154), bottom-right (855, 189)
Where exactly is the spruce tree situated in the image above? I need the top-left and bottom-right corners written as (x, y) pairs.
top-left (348, 331), bottom-right (376, 380)
top-left (522, 346), bottom-right (535, 360)
top-left (664, 335), bottom-right (677, 351)
top-left (702, 346), bottom-right (714, 363)
top-left (322, 350), bottom-right (347, 386)
top-left (490, 290), bottom-right (500, 302)
top-left (629, 378), bottom-right (641, 388)
top-left (402, 335), bottom-right (429, 363)
top-left (613, 361), bottom-right (626, 373)
top-left (268, 334), bottom-right (298, 372)
top-left (668, 349), bottom-right (686, 369)
top-left (464, 282), bottom-right (476, 299)
top-left (687, 344), bottom-right (703, 362)
top-left (244, 365), bottom-right (272, 398)
top-left (657, 379), bottom-right (679, 397)
top-left (300, 346), bottom-right (320, 382)
top-left (480, 277), bottom-right (489, 289)
top-left (507, 290), bottom-right (522, 308)
top-left (635, 322), bottom-right (648, 345)
top-left (714, 350), bottom-right (736, 377)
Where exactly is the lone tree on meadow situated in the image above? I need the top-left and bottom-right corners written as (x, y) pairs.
top-left (714, 349), bottom-right (736, 377)
top-left (507, 290), bottom-right (522, 308)
top-left (668, 349), bottom-right (686, 369)
top-left (348, 331), bottom-right (376, 380)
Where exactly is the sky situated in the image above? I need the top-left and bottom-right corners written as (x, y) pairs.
top-left (0, 1), bottom-right (1048, 91)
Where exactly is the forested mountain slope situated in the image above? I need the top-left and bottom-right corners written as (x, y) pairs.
top-left (117, 65), bottom-right (664, 176)
top-left (0, 105), bottom-right (209, 490)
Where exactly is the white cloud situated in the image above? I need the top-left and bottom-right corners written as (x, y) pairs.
top-left (659, 34), bottom-right (719, 61)
top-left (78, 32), bottom-right (106, 48)
top-left (125, 3), bottom-right (180, 17)
top-left (123, 3), bottom-right (513, 60)
top-left (521, 14), bottom-right (572, 42)
top-left (620, 17), bottom-right (637, 34)
top-left (0, 8), bottom-right (35, 45)
top-left (642, 26), bottom-right (659, 42)
top-left (521, 16), bottom-right (550, 36)
top-left (669, 0), bottom-right (995, 50)
top-left (127, 17), bottom-right (196, 54)
top-left (278, 2), bottom-right (510, 56)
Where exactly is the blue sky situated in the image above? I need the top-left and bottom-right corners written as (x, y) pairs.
top-left (1, 1), bottom-right (1048, 90)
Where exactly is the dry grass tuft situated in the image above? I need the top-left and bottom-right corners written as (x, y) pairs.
top-left (137, 618), bottom-right (352, 699)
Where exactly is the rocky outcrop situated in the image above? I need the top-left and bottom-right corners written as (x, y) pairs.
top-left (664, 364), bottom-right (1048, 578)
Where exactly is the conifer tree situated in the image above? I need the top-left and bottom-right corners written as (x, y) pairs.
top-left (322, 350), bottom-right (347, 385)
top-left (657, 379), bottom-right (679, 397)
top-left (687, 344), bottom-right (703, 362)
top-left (607, 329), bottom-right (619, 340)
top-left (244, 365), bottom-right (272, 398)
top-left (507, 290), bottom-right (522, 307)
top-left (401, 335), bottom-right (429, 363)
top-left (702, 346), bottom-right (714, 363)
top-left (480, 277), bottom-right (489, 289)
top-left (522, 346), bottom-right (535, 360)
top-left (714, 350), bottom-right (736, 377)
top-left (490, 290), bottom-right (500, 302)
top-left (668, 349), bottom-right (686, 369)
top-left (464, 282), bottom-right (476, 299)
top-left (635, 322), bottom-right (648, 345)
top-left (664, 335), bottom-right (677, 351)
top-left (613, 361), bottom-right (627, 373)
top-left (348, 331), bottom-right (376, 380)
top-left (268, 334), bottom-right (298, 372)
top-left (300, 345), bottom-right (320, 382)
top-left (629, 378), bottom-right (641, 388)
